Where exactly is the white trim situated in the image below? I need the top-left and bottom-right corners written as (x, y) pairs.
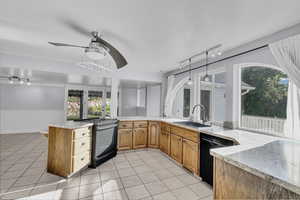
top-left (237, 62), bottom-right (285, 129)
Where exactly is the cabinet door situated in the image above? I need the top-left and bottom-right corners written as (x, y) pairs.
top-left (133, 128), bottom-right (147, 149)
top-left (182, 138), bottom-right (199, 174)
top-left (118, 129), bottom-right (133, 150)
top-left (159, 131), bottom-right (170, 155)
top-left (170, 134), bottom-right (183, 164)
top-left (148, 122), bottom-right (160, 148)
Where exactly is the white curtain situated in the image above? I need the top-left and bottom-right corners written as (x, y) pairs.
top-left (270, 34), bottom-right (300, 140)
top-left (164, 75), bottom-right (190, 117)
top-left (164, 75), bottom-right (175, 117)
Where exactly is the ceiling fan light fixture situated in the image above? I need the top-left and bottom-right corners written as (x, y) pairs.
top-left (85, 47), bottom-right (106, 60)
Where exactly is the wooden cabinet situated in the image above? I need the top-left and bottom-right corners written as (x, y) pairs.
top-left (170, 134), bottom-right (183, 163)
top-left (47, 125), bottom-right (92, 177)
top-left (182, 138), bottom-right (199, 174)
top-left (160, 131), bottom-right (170, 155)
top-left (148, 121), bottom-right (160, 148)
top-left (118, 129), bottom-right (133, 150)
top-left (133, 128), bottom-right (147, 149)
top-left (134, 121), bottom-right (148, 128)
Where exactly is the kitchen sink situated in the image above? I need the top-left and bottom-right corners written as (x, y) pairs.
top-left (173, 121), bottom-right (211, 128)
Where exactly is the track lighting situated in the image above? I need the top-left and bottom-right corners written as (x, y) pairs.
top-left (8, 77), bottom-right (13, 84)
top-left (1, 76), bottom-right (32, 85)
top-left (187, 58), bottom-right (193, 86)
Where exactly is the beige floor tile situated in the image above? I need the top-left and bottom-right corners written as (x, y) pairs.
top-left (128, 160), bottom-right (145, 167)
top-left (100, 170), bottom-right (120, 181)
top-left (13, 175), bottom-right (40, 187)
top-left (154, 169), bottom-right (174, 180)
top-left (116, 162), bottom-right (131, 170)
top-left (152, 191), bottom-right (177, 200)
top-left (80, 193), bottom-right (104, 200)
top-left (162, 177), bottom-right (184, 190)
top-left (144, 181), bottom-right (169, 195)
top-left (79, 183), bottom-right (102, 199)
top-left (59, 186), bottom-right (80, 200)
top-left (171, 187), bottom-right (199, 200)
top-left (102, 178), bottom-right (123, 193)
top-left (168, 166), bottom-right (188, 176)
top-left (118, 167), bottom-right (136, 178)
top-left (125, 185), bottom-right (150, 200)
top-left (98, 162), bottom-right (117, 172)
top-left (121, 175), bottom-right (143, 188)
top-left (80, 174), bottom-right (101, 186)
top-left (38, 172), bottom-right (64, 184)
top-left (103, 189), bottom-right (128, 200)
top-left (177, 174), bottom-right (200, 186)
top-left (188, 182), bottom-right (212, 198)
top-left (133, 165), bottom-right (152, 174)
top-left (138, 172), bottom-right (160, 184)
top-left (81, 168), bottom-right (99, 176)
top-left (1, 169), bottom-right (25, 179)
top-left (1, 189), bottom-right (32, 200)
top-left (200, 195), bottom-right (213, 200)
top-left (29, 184), bottom-right (58, 200)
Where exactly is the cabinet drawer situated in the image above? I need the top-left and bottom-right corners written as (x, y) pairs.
top-left (73, 127), bottom-right (91, 139)
top-left (134, 121), bottom-right (148, 128)
top-left (73, 152), bottom-right (90, 172)
top-left (171, 126), bottom-right (199, 143)
top-left (161, 123), bottom-right (171, 132)
top-left (119, 121), bottom-right (133, 129)
top-left (73, 136), bottom-right (91, 155)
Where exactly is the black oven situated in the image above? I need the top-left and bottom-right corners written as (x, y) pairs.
top-left (74, 118), bottom-right (118, 168)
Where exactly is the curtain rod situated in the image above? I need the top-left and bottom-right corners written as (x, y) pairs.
top-left (173, 44), bottom-right (269, 77)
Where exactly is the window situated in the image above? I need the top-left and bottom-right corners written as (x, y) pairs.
top-left (88, 91), bottom-right (103, 118)
top-left (67, 90), bottom-right (83, 120)
top-left (183, 88), bottom-right (191, 118)
top-left (200, 90), bottom-right (211, 121)
top-left (240, 66), bottom-right (288, 136)
top-left (106, 91), bottom-right (111, 117)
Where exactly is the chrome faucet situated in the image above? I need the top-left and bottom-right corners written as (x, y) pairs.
top-left (191, 104), bottom-right (208, 123)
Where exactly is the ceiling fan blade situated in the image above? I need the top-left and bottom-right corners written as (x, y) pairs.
top-left (96, 38), bottom-right (128, 69)
top-left (60, 18), bottom-right (91, 37)
top-left (48, 42), bottom-right (87, 48)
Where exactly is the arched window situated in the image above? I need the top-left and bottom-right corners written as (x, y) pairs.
top-left (240, 63), bottom-right (288, 136)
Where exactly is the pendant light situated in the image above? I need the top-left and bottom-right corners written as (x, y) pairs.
top-left (202, 51), bottom-right (210, 82)
top-left (187, 58), bottom-right (193, 85)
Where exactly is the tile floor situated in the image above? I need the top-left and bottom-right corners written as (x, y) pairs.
top-left (0, 133), bottom-right (213, 200)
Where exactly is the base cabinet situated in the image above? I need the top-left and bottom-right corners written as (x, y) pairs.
top-left (133, 128), bottom-right (147, 149)
top-left (118, 129), bottom-right (133, 150)
top-left (170, 134), bottom-right (183, 163)
top-left (160, 131), bottom-right (170, 155)
top-left (148, 121), bottom-right (160, 148)
top-left (182, 139), bottom-right (199, 174)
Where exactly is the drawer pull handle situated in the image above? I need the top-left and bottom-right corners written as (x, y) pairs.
top-left (81, 142), bottom-right (85, 146)
top-left (82, 133), bottom-right (86, 136)
top-left (81, 157), bottom-right (85, 161)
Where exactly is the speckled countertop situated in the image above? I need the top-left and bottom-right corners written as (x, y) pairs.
top-left (119, 116), bottom-right (300, 195)
top-left (49, 121), bottom-right (94, 129)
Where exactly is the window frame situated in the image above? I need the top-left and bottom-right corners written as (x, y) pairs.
top-left (237, 62), bottom-right (287, 134)
top-left (64, 85), bottom-right (110, 120)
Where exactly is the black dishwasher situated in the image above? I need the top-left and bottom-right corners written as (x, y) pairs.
top-left (200, 134), bottom-right (234, 186)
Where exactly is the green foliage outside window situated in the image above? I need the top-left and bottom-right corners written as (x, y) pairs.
top-left (242, 67), bottom-right (288, 119)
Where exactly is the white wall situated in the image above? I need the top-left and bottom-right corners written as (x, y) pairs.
top-left (146, 85), bottom-right (161, 117)
top-left (0, 84), bottom-right (65, 134)
top-left (119, 87), bottom-right (139, 116)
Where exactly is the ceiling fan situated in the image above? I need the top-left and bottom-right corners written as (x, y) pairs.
top-left (48, 31), bottom-right (127, 69)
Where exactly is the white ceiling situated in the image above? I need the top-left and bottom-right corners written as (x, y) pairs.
top-left (0, 0), bottom-right (300, 74)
